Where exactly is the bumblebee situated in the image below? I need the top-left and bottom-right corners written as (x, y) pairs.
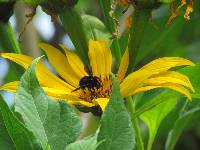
top-left (73, 75), bottom-right (102, 92)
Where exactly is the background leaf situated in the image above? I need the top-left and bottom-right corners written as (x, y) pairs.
top-left (96, 77), bottom-right (135, 150)
top-left (14, 57), bottom-right (82, 150)
top-left (165, 107), bottom-right (200, 150)
top-left (140, 98), bottom-right (176, 150)
top-left (179, 64), bottom-right (200, 99)
top-left (0, 95), bottom-right (37, 150)
top-left (82, 15), bottom-right (112, 45)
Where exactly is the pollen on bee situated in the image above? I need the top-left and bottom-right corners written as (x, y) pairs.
top-left (76, 75), bottom-right (112, 102)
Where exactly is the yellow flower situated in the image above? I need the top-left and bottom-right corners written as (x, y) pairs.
top-left (0, 40), bottom-right (194, 114)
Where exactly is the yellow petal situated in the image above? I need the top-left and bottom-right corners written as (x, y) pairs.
top-left (140, 57), bottom-right (194, 75)
top-left (120, 70), bottom-right (152, 98)
top-left (133, 83), bottom-right (192, 100)
top-left (39, 43), bottom-right (80, 87)
top-left (144, 71), bottom-right (194, 92)
top-left (60, 45), bottom-right (87, 77)
top-left (0, 53), bottom-right (74, 92)
top-left (94, 98), bottom-right (109, 111)
top-left (0, 81), bottom-right (19, 92)
top-left (88, 40), bottom-right (112, 77)
top-left (117, 49), bottom-right (129, 83)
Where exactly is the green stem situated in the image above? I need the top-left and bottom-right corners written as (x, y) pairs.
top-left (59, 8), bottom-right (89, 66)
top-left (0, 22), bottom-right (21, 54)
top-left (100, 0), bottom-right (121, 67)
top-left (127, 8), bottom-right (151, 73)
top-left (0, 22), bottom-right (22, 80)
top-left (126, 96), bottom-right (144, 150)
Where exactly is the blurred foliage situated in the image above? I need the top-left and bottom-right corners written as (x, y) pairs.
top-left (0, 0), bottom-right (200, 150)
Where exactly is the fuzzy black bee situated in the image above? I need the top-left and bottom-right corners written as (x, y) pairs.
top-left (73, 75), bottom-right (103, 116)
top-left (72, 75), bottom-right (102, 92)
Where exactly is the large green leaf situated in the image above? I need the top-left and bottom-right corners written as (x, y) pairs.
top-left (97, 77), bottom-right (135, 150)
top-left (140, 98), bottom-right (176, 150)
top-left (0, 113), bottom-right (15, 150)
top-left (0, 95), bottom-right (37, 150)
top-left (165, 107), bottom-right (200, 150)
top-left (14, 57), bottom-right (82, 150)
top-left (66, 134), bottom-right (101, 150)
top-left (82, 15), bottom-right (111, 45)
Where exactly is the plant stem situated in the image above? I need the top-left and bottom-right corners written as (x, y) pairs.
top-left (126, 96), bottom-right (144, 150)
top-left (127, 8), bottom-right (151, 73)
top-left (100, 0), bottom-right (121, 67)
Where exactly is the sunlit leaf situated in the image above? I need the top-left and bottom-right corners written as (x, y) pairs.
top-left (0, 95), bottom-right (38, 150)
top-left (14, 57), bottom-right (82, 150)
top-left (66, 134), bottom-right (101, 150)
top-left (97, 77), bottom-right (135, 150)
top-left (140, 98), bottom-right (176, 150)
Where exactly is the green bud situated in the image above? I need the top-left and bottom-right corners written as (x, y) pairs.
top-left (0, 2), bottom-right (15, 23)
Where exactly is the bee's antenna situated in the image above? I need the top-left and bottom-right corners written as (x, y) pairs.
top-left (71, 87), bottom-right (81, 92)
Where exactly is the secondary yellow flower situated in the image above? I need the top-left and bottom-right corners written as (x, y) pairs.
top-left (0, 40), bottom-right (194, 114)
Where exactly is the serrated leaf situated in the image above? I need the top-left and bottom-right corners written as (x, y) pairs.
top-left (140, 98), bottom-right (176, 150)
top-left (0, 95), bottom-right (36, 150)
top-left (97, 77), bottom-right (135, 150)
top-left (165, 108), bottom-right (200, 150)
top-left (66, 134), bottom-right (101, 150)
top-left (82, 15), bottom-right (112, 45)
top-left (14, 57), bottom-right (82, 150)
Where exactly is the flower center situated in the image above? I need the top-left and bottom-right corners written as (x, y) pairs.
top-left (76, 75), bottom-right (112, 102)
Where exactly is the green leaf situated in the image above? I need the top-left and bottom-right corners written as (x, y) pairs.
top-left (60, 9), bottom-right (89, 66)
top-left (140, 98), bottom-right (176, 150)
top-left (82, 15), bottom-right (112, 45)
top-left (136, 16), bottom-right (185, 65)
top-left (165, 108), bottom-right (200, 150)
top-left (97, 77), bottom-right (135, 150)
top-left (14, 57), bottom-right (82, 150)
top-left (179, 64), bottom-right (200, 99)
top-left (0, 95), bottom-right (36, 150)
top-left (0, 113), bottom-right (15, 150)
top-left (66, 134), bottom-right (101, 150)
